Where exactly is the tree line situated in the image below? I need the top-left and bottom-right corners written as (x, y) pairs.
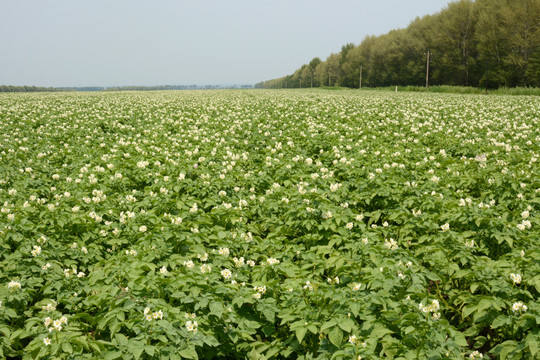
top-left (103, 85), bottom-right (253, 91)
top-left (255, 0), bottom-right (540, 89)
top-left (0, 85), bottom-right (255, 93)
top-left (0, 85), bottom-right (72, 93)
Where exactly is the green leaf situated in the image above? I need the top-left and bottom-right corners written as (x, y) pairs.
top-left (179, 346), bottom-right (199, 359)
top-left (144, 345), bottom-right (155, 356)
top-left (72, 336), bottom-right (90, 351)
top-left (453, 332), bottom-right (468, 347)
top-left (203, 334), bottom-right (220, 347)
top-left (526, 335), bottom-right (538, 357)
top-left (404, 326), bottom-right (416, 335)
top-left (262, 325), bottom-right (275, 337)
top-left (128, 341), bottom-right (144, 360)
top-left (307, 324), bottom-right (318, 334)
top-left (265, 346), bottom-right (281, 359)
top-left (0, 326), bottom-right (10, 337)
top-left (248, 348), bottom-right (263, 360)
top-left (209, 301), bottom-right (224, 317)
top-left (262, 307), bottom-right (276, 322)
top-left (338, 318), bottom-right (354, 332)
top-left (242, 319), bottom-right (262, 330)
top-left (103, 350), bottom-right (123, 360)
top-left (491, 315), bottom-right (509, 329)
top-left (62, 342), bottom-right (73, 354)
top-left (495, 341), bottom-right (518, 360)
top-left (462, 305), bottom-right (476, 319)
top-left (5, 308), bottom-right (17, 318)
top-left (371, 324), bottom-right (393, 338)
top-left (127, 348), bottom-right (141, 359)
top-left (463, 326), bottom-right (479, 337)
top-left (321, 319), bottom-right (337, 332)
top-left (296, 327), bottom-right (307, 343)
top-left (328, 327), bottom-right (343, 348)
top-left (10, 328), bottom-right (30, 340)
top-left (350, 302), bottom-right (361, 316)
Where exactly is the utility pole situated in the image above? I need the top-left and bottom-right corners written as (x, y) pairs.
top-left (485, 58), bottom-right (489, 94)
top-left (425, 50), bottom-right (430, 88)
top-left (359, 65), bottom-right (363, 89)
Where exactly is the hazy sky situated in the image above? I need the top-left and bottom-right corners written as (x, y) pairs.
top-left (0, 0), bottom-right (451, 87)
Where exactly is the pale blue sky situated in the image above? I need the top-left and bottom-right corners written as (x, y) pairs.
top-left (0, 0), bottom-right (451, 87)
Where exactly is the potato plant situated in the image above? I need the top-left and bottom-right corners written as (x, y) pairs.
top-left (0, 90), bottom-right (538, 359)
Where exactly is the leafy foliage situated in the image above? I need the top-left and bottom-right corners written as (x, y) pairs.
top-left (256, 0), bottom-right (540, 89)
top-left (0, 90), bottom-right (538, 359)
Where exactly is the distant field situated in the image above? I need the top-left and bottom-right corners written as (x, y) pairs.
top-left (0, 90), bottom-right (538, 359)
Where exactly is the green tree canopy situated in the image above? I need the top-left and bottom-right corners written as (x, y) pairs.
top-left (257, 0), bottom-right (540, 89)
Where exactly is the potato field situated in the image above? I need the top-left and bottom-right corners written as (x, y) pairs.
top-left (0, 90), bottom-right (538, 359)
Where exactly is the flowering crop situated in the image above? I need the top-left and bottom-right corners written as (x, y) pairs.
top-left (0, 90), bottom-right (538, 359)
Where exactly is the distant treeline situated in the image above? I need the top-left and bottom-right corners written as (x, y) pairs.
top-left (104, 85), bottom-right (253, 91)
top-left (256, 0), bottom-right (540, 89)
top-left (104, 85), bottom-right (202, 91)
top-left (59, 87), bottom-right (106, 92)
top-left (0, 85), bottom-right (72, 93)
top-left (1, 85), bottom-right (254, 93)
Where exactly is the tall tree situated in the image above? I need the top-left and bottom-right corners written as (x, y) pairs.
top-left (326, 53), bottom-right (342, 86)
top-left (309, 57), bottom-right (322, 87)
top-left (499, 0), bottom-right (540, 86)
top-left (431, 0), bottom-right (478, 86)
top-left (475, 0), bottom-right (506, 87)
top-left (338, 43), bottom-right (356, 87)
